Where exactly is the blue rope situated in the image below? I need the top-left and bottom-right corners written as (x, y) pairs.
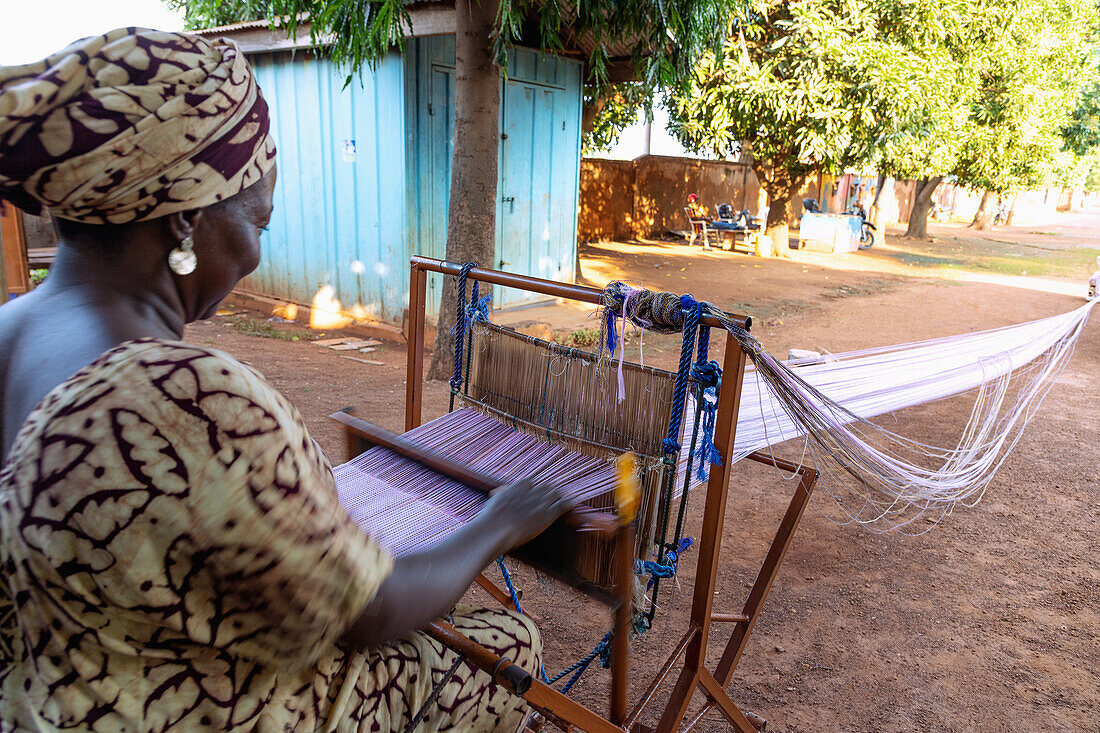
top-left (449, 262), bottom-right (476, 391)
top-left (560, 633), bottom-right (613, 693)
top-left (635, 537), bottom-right (694, 589)
top-left (495, 554), bottom-right (633, 691)
top-left (495, 557), bottom-right (524, 614)
top-left (496, 558), bottom-right (612, 688)
top-left (501, 533), bottom-right (695, 693)
top-left (467, 290), bottom-right (491, 323)
top-left (664, 296), bottom-right (702, 455)
top-left (496, 557), bottom-right (558, 684)
top-left (696, 323), bottom-right (711, 362)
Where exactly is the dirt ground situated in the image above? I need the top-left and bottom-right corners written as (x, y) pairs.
top-left (185, 211), bottom-right (1099, 732)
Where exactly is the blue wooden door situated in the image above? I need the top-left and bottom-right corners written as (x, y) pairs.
top-left (407, 39), bottom-right (581, 315)
top-left (423, 66), bottom-right (454, 313)
top-left (497, 80), bottom-right (575, 308)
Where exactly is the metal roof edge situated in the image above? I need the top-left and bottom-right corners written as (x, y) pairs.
top-left (192, 5), bottom-right (456, 54)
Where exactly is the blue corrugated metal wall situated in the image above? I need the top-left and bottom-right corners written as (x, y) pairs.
top-left (246, 50), bottom-right (409, 322)
top-left (244, 40), bottom-right (582, 322)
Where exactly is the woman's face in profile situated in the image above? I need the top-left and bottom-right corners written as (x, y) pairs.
top-left (188, 166), bottom-right (277, 320)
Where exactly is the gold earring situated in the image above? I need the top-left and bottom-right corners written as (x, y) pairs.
top-left (169, 235), bottom-right (197, 275)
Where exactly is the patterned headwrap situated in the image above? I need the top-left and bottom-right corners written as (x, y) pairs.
top-left (0, 27), bottom-right (276, 224)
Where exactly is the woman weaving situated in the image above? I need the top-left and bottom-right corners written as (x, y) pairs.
top-left (0, 28), bottom-right (569, 731)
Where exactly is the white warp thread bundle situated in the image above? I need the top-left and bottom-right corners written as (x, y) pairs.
top-left (335, 302), bottom-right (1094, 543)
top-left (689, 300), bottom-right (1097, 532)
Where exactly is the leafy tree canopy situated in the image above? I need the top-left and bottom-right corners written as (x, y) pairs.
top-left (664, 0), bottom-right (954, 227)
top-left (947, 0), bottom-right (1091, 194)
top-left (1062, 45), bottom-right (1100, 157)
top-left (581, 83), bottom-right (648, 153)
top-left (170, 0), bottom-right (727, 89)
top-left (667, 0), bottom-right (949, 190)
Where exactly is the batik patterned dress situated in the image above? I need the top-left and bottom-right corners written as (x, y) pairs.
top-left (0, 339), bottom-right (539, 732)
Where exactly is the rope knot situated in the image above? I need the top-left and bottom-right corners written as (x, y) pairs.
top-left (467, 292), bottom-right (491, 323)
top-left (635, 537), bottom-right (695, 589)
top-left (595, 636), bottom-right (613, 669)
top-left (691, 360), bottom-right (721, 388)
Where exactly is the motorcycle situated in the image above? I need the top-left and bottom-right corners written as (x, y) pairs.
top-left (714, 203), bottom-right (763, 232)
top-left (848, 204), bottom-right (876, 249)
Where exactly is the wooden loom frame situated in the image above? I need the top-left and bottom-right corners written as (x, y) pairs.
top-left (366, 257), bottom-right (819, 732)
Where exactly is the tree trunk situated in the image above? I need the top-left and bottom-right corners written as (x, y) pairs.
top-left (904, 175), bottom-right (943, 239)
top-left (764, 193), bottom-right (793, 257)
top-left (970, 190), bottom-right (993, 230)
top-left (869, 173), bottom-right (886, 212)
top-left (1005, 194), bottom-right (1018, 226)
top-left (427, 0), bottom-right (501, 381)
top-left (870, 175), bottom-right (894, 247)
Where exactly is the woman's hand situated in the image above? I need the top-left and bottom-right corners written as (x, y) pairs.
top-left (482, 479), bottom-right (575, 551)
top-left (341, 479), bottom-right (573, 649)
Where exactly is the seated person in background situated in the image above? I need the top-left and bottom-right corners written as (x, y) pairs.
top-left (0, 28), bottom-right (569, 732)
top-left (687, 192), bottom-right (708, 219)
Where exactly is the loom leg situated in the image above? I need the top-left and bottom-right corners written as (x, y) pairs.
top-left (405, 263), bottom-right (427, 431)
top-left (476, 573), bottom-right (521, 611)
top-left (699, 670), bottom-right (758, 733)
top-left (674, 456), bottom-right (815, 733)
top-left (681, 702), bottom-right (766, 733)
top-left (611, 521), bottom-right (635, 726)
top-left (624, 628), bottom-right (696, 731)
top-left (656, 337), bottom-right (749, 733)
top-left (714, 457), bottom-right (818, 686)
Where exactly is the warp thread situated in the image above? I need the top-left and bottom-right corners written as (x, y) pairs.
top-left (596, 281), bottom-right (1098, 531)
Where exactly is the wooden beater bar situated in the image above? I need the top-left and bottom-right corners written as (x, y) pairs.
top-left (397, 258), bottom-right (817, 732)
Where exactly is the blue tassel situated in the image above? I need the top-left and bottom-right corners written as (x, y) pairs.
top-left (690, 360), bottom-right (724, 481)
top-left (605, 306), bottom-right (617, 356)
